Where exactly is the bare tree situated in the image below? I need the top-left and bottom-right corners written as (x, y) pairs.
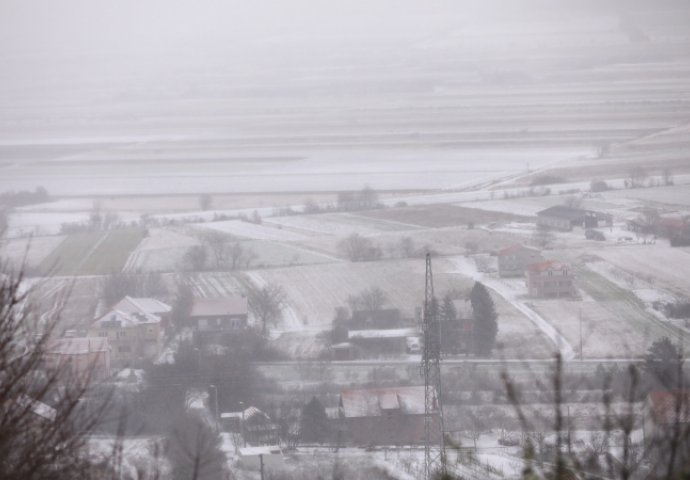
top-left (198, 194), bottom-right (213, 211)
top-left (532, 224), bottom-right (555, 249)
top-left (247, 282), bottom-right (287, 335)
top-left (337, 233), bottom-right (381, 262)
top-left (167, 412), bottom-right (226, 480)
top-left (182, 245), bottom-right (208, 271)
top-left (346, 287), bottom-right (388, 312)
top-left (201, 231), bottom-right (230, 269)
top-left (662, 167), bottom-right (675, 186)
top-left (626, 166), bottom-right (648, 189)
top-left (0, 265), bottom-right (109, 479)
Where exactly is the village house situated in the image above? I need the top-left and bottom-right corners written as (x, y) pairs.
top-left (643, 391), bottom-right (690, 450)
top-left (43, 336), bottom-right (111, 383)
top-left (338, 386), bottom-right (439, 446)
top-left (496, 244), bottom-right (544, 277)
top-left (190, 296), bottom-right (248, 344)
top-left (347, 327), bottom-right (419, 358)
top-left (109, 296), bottom-right (172, 329)
top-left (537, 206), bottom-right (612, 231)
top-left (221, 406), bottom-right (280, 446)
top-left (526, 260), bottom-right (576, 298)
top-left (89, 297), bottom-right (170, 366)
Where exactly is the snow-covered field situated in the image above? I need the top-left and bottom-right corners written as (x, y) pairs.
top-left (196, 220), bottom-right (311, 241)
top-left (595, 244), bottom-right (690, 298)
top-left (0, 235), bottom-right (65, 268)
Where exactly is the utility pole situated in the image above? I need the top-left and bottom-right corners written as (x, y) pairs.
top-left (209, 384), bottom-right (219, 433)
top-left (421, 253), bottom-right (446, 480)
top-left (259, 454), bottom-right (265, 480)
top-left (579, 309), bottom-right (583, 361)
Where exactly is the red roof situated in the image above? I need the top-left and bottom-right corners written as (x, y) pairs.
top-left (527, 260), bottom-right (569, 274)
top-left (648, 391), bottom-right (690, 425)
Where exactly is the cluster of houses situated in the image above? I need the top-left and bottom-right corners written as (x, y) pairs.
top-left (497, 244), bottom-right (577, 298)
top-left (42, 293), bottom-right (250, 381)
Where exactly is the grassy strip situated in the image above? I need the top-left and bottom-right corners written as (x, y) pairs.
top-left (78, 228), bottom-right (147, 275)
top-left (38, 228), bottom-right (146, 276)
top-left (38, 232), bottom-right (105, 276)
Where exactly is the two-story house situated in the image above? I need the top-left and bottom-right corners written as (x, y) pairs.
top-left (190, 296), bottom-right (249, 344)
top-left (89, 296), bottom-right (171, 366)
top-left (526, 260), bottom-right (576, 298)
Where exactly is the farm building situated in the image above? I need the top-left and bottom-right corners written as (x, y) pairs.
top-left (109, 296), bottom-right (172, 329)
top-left (643, 391), bottom-right (690, 450)
top-left (347, 327), bottom-right (419, 358)
top-left (537, 206), bottom-right (611, 231)
top-left (221, 406), bottom-right (280, 445)
top-left (338, 386), bottom-right (439, 446)
top-left (526, 260), bottom-right (576, 298)
top-left (330, 342), bottom-right (355, 360)
top-left (190, 296), bottom-right (248, 343)
top-left (89, 297), bottom-right (169, 366)
top-left (496, 244), bottom-right (543, 277)
top-left (43, 336), bottom-right (111, 383)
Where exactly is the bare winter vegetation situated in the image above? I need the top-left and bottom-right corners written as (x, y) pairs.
top-left (2, 0), bottom-right (690, 478)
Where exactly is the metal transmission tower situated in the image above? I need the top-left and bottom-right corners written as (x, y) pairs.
top-left (421, 253), bottom-right (446, 480)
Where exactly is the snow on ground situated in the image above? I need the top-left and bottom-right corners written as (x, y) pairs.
top-left (595, 243), bottom-right (690, 298)
top-left (266, 212), bottom-right (419, 236)
top-left (88, 436), bottom-right (169, 479)
top-left (0, 235), bottom-right (65, 268)
top-left (123, 228), bottom-right (200, 272)
top-left (196, 219), bottom-right (310, 241)
top-left (450, 256), bottom-right (575, 360)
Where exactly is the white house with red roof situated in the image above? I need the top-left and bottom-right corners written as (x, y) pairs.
top-left (526, 260), bottom-right (576, 298)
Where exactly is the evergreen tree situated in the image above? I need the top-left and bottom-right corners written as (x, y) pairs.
top-left (644, 336), bottom-right (682, 389)
top-left (440, 293), bottom-right (461, 355)
top-left (299, 397), bottom-right (330, 443)
top-left (470, 282), bottom-right (498, 356)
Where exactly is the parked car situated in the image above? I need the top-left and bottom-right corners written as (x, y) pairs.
top-left (585, 229), bottom-right (606, 241)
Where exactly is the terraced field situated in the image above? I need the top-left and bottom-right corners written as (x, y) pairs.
top-left (38, 228), bottom-right (146, 276)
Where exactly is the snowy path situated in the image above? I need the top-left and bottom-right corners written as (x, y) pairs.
top-left (449, 256), bottom-right (576, 361)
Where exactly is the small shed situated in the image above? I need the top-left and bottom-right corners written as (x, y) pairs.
top-left (237, 446), bottom-right (284, 470)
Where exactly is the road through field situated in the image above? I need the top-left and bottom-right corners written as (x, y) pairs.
top-left (449, 256), bottom-right (576, 361)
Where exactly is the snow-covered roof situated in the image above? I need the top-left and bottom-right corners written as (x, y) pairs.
top-left (239, 446), bottom-right (282, 456)
top-left (117, 296), bottom-right (172, 315)
top-left (94, 295), bottom-right (170, 328)
top-left (94, 309), bottom-right (159, 328)
top-left (17, 394), bottom-right (57, 422)
top-left (46, 337), bottom-right (109, 355)
top-left (348, 328), bottom-right (418, 340)
top-left (190, 296), bottom-right (248, 317)
top-left (340, 386), bottom-right (432, 418)
top-left (220, 406), bottom-right (267, 422)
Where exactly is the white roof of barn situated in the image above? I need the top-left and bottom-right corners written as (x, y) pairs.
top-left (94, 296), bottom-right (170, 328)
top-left (116, 296), bottom-right (171, 315)
top-left (348, 328), bottom-right (418, 340)
top-left (340, 386), bottom-right (433, 418)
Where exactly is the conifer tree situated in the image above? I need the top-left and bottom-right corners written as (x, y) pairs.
top-left (470, 282), bottom-right (498, 356)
